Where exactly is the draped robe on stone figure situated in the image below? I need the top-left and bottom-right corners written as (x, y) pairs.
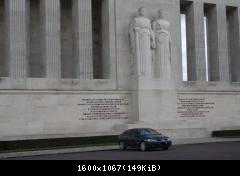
top-left (153, 19), bottom-right (172, 80)
top-left (129, 17), bottom-right (154, 77)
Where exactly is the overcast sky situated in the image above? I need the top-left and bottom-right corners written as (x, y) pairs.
top-left (181, 14), bottom-right (188, 81)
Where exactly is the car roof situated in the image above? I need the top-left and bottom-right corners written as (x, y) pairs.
top-left (126, 128), bottom-right (154, 131)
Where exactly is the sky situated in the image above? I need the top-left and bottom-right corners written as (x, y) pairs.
top-left (181, 14), bottom-right (188, 81)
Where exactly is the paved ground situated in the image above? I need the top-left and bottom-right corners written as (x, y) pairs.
top-left (5, 141), bottom-right (240, 160)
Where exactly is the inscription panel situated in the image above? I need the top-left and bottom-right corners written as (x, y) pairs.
top-left (177, 96), bottom-right (216, 118)
top-left (78, 95), bottom-right (130, 120)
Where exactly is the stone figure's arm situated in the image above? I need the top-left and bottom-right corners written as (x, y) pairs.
top-left (151, 21), bottom-right (156, 49)
top-left (152, 20), bottom-right (157, 31)
top-left (129, 20), bottom-right (136, 54)
top-left (169, 32), bottom-right (172, 63)
top-left (151, 30), bottom-right (156, 49)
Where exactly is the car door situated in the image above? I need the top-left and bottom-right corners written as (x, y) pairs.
top-left (122, 130), bottom-right (133, 147)
top-left (128, 129), bottom-right (141, 147)
top-left (120, 130), bottom-right (130, 145)
top-left (133, 129), bottom-right (142, 147)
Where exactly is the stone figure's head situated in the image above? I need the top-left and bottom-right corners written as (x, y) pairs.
top-left (158, 9), bottom-right (164, 19)
top-left (138, 7), bottom-right (146, 17)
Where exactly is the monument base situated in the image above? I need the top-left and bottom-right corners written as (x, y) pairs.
top-left (129, 89), bottom-right (240, 139)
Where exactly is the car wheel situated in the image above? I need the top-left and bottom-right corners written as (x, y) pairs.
top-left (140, 142), bottom-right (147, 152)
top-left (119, 141), bottom-right (126, 150)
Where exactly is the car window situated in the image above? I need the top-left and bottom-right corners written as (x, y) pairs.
top-left (128, 129), bottom-right (140, 137)
top-left (122, 130), bottom-right (130, 136)
top-left (141, 129), bottom-right (160, 135)
top-left (133, 130), bottom-right (140, 136)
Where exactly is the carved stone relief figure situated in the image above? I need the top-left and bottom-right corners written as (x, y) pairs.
top-left (152, 10), bottom-right (172, 80)
top-left (129, 7), bottom-right (155, 77)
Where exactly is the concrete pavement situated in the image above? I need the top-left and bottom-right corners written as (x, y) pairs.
top-left (0, 137), bottom-right (240, 159)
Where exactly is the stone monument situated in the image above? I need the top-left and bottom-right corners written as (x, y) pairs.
top-left (129, 7), bottom-right (176, 126)
top-left (129, 7), bottom-right (155, 78)
top-left (152, 9), bottom-right (172, 80)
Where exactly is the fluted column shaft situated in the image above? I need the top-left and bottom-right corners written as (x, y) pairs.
top-left (6, 0), bottom-right (28, 80)
top-left (73, 0), bottom-right (93, 79)
top-left (193, 2), bottom-right (206, 81)
top-left (217, 4), bottom-right (230, 82)
top-left (43, 0), bottom-right (61, 79)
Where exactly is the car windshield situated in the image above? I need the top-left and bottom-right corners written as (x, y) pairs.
top-left (141, 129), bottom-right (160, 135)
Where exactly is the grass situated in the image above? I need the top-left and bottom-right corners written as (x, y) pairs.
top-left (212, 130), bottom-right (240, 138)
top-left (0, 136), bottom-right (118, 154)
top-left (0, 142), bottom-right (117, 154)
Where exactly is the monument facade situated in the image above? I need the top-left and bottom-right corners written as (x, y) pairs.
top-left (0, 0), bottom-right (240, 141)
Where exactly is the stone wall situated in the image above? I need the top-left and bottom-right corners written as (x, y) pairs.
top-left (0, 91), bottom-right (131, 140)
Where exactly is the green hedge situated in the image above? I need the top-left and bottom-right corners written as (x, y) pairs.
top-left (212, 130), bottom-right (240, 137)
top-left (0, 135), bottom-right (118, 153)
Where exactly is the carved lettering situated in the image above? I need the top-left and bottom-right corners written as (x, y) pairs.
top-left (177, 97), bottom-right (215, 118)
top-left (78, 98), bottom-right (129, 120)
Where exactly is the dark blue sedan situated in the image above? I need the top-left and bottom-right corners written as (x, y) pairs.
top-left (118, 128), bottom-right (172, 151)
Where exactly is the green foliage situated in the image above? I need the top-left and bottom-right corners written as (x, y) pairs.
top-left (0, 136), bottom-right (118, 153)
top-left (212, 130), bottom-right (240, 137)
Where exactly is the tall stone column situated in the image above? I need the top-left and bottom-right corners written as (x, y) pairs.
top-left (225, 6), bottom-right (240, 82)
top-left (6, 0), bottom-right (28, 83)
top-left (234, 7), bottom-right (240, 82)
top-left (185, 2), bottom-right (206, 81)
top-left (217, 4), bottom-right (230, 82)
top-left (73, 0), bottom-right (93, 79)
top-left (193, 2), bottom-right (206, 82)
top-left (42, 0), bottom-right (61, 80)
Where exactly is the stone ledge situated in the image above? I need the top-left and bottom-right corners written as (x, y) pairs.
top-left (0, 90), bottom-right (131, 95)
